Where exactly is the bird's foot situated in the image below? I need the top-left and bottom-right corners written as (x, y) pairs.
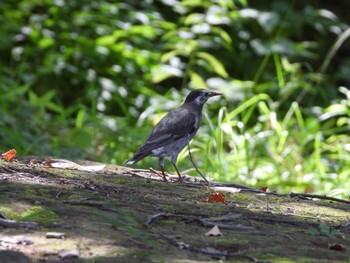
top-left (149, 168), bottom-right (168, 182)
top-left (177, 176), bottom-right (185, 184)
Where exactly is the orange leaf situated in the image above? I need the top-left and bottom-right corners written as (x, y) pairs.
top-left (304, 186), bottom-right (314, 194)
top-left (202, 192), bottom-right (228, 205)
top-left (1, 149), bottom-right (17, 162)
top-left (260, 186), bottom-right (270, 192)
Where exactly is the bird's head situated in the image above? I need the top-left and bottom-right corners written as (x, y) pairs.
top-left (184, 89), bottom-right (222, 106)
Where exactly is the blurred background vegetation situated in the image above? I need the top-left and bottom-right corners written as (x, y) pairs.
top-left (1, 0), bottom-right (349, 197)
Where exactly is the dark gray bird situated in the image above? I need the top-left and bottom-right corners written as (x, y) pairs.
top-left (125, 89), bottom-right (222, 183)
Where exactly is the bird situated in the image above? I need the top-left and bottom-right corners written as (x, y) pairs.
top-left (125, 89), bottom-right (222, 183)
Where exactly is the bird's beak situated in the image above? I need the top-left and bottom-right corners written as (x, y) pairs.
top-left (209, 91), bottom-right (223, 97)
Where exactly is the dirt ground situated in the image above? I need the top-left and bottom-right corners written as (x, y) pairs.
top-left (0, 157), bottom-right (349, 263)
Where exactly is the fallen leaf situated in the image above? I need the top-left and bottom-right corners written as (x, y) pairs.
top-left (260, 186), bottom-right (270, 192)
top-left (205, 224), bottom-right (223, 237)
top-left (304, 185), bottom-right (314, 193)
top-left (202, 192), bottom-right (228, 205)
top-left (1, 149), bottom-right (17, 162)
top-left (329, 243), bottom-right (347, 251)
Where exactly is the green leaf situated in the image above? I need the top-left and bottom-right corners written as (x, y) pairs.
top-left (217, 0), bottom-right (235, 9)
top-left (96, 35), bottom-right (117, 46)
top-left (325, 104), bottom-right (347, 114)
top-left (96, 30), bottom-right (127, 46)
top-left (38, 37), bottom-right (54, 49)
top-left (307, 227), bottom-right (319, 236)
top-left (130, 25), bottom-right (156, 38)
top-left (184, 13), bottom-right (204, 25)
top-left (189, 71), bottom-right (207, 88)
top-left (0, 84), bottom-right (29, 100)
top-left (319, 223), bottom-right (329, 236)
top-left (195, 51), bottom-right (229, 78)
top-left (329, 229), bottom-right (341, 238)
top-left (28, 90), bottom-right (39, 105)
top-left (161, 50), bottom-right (182, 63)
top-left (46, 101), bottom-right (64, 114)
top-left (152, 67), bottom-right (183, 84)
top-left (76, 109), bottom-right (85, 129)
top-left (41, 90), bottom-right (56, 102)
top-left (181, 0), bottom-right (210, 8)
top-left (211, 27), bottom-right (232, 46)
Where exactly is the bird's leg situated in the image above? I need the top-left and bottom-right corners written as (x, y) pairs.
top-left (158, 157), bottom-right (168, 182)
top-left (172, 162), bottom-right (185, 184)
top-left (187, 143), bottom-right (209, 184)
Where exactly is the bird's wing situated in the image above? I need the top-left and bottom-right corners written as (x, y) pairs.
top-left (139, 107), bottom-right (198, 152)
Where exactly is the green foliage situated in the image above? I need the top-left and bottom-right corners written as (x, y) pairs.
top-left (20, 206), bottom-right (58, 223)
top-left (308, 223), bottom-right (340, 238)
top-left (1, 0), bottom-right (349, 197)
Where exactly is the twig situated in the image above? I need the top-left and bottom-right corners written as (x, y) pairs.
top-left (0, 166), bottom-right (17, 173)
top-left (187, 143), bottom-right (209, 184)
top-left (145, 213), bottom-right (197, 226)
top-left (290, 192), bottom-right (350, 205)
top-left (334, 217), bottom-right (350, 229)
top-left (64, 200), bottom-right (107, 206)
top-left (160, 234), bottom-right (261, 262)
top-left (126, 169), bottom-right (350, 206)
top-left (125, 170), bottom-right (163, 181)
top-left (246, 216), bottom-right (319, 227)
top-left (149, 168), bottom-right (169, 181)
top-left (0, 218), bottom-right (38, 229)
top-left (282, 234), bottom-right (295, 241)
top-left (210, 185), bottom-right (350, 205)
top-left (55, 191), bottom-right (62, 199)
top-left (128, 168), bottom-right (155, 173)
top-left (145, 213), bottom-right (254, 231)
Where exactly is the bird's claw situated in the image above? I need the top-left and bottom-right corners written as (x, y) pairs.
top-left (177, 176), bottom-right (185, 184)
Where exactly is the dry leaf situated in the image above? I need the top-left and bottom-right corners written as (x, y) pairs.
top-left (304, 185), bottom-right (314, 193)
top-left (329, 243), bottom-right (347, 251)
top-left (205, 224), bottom-right (223, 237)
top-left (1, 149), bottom-right (17, 162)
top-left (201, 192), bottom-right (228, 205)
top-left (260, 186), bottom-right (270, 192)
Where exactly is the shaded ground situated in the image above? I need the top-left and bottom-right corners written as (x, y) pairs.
top-left (0, 158), bottom-right (349, 263)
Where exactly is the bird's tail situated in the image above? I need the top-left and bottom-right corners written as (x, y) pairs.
top-left (124, 159), bottom-right (135, 165)
top-left (124, 151), bottom-right (149, 165)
